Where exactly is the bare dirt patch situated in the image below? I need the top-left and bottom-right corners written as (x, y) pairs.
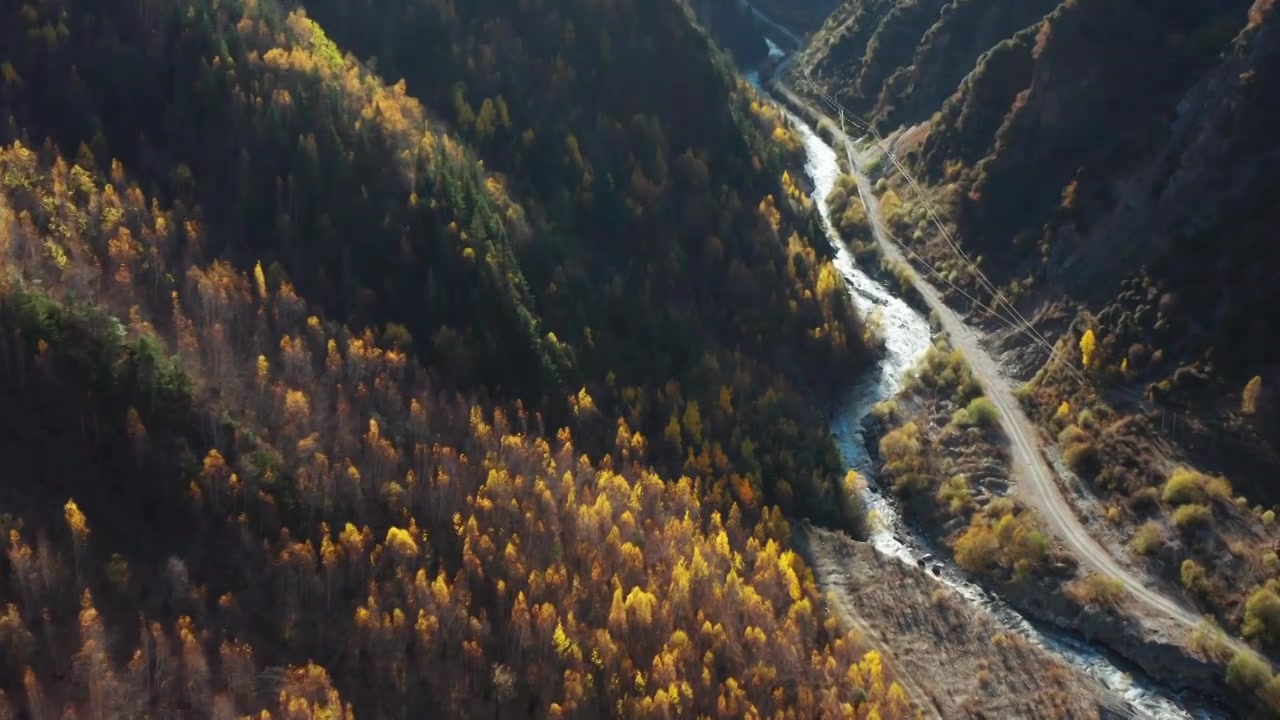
top-left (800, 525), bottom-right (1120, 720)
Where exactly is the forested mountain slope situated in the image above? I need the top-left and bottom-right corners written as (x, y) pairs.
top-left (0, 0), bottom-right (911, 717)
top-left (4, 0), bottom-right (874, 524)
top-left (791, 0), bottom-right (1280, 676)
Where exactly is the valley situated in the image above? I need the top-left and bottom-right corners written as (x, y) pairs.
top-left (744, 55), bottom-right (1230, 717)
top-left (737, 0), bottom-right (1280, 715)
top-left (0, 0), bottom-right (1273, 718)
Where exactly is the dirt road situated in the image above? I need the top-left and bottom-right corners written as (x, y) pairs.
top-left (770, 80), bottom-right (1227, 648)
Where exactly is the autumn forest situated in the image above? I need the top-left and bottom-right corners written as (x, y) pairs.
top-left (0, 0), bottom-right (918, 718)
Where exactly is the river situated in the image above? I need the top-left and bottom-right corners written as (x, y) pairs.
top-left (744, 67), bottom-right (1227, 720)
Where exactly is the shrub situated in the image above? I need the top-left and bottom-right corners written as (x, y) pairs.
top-left (1180, 559), bottom-right (1211, 597)
top-left (984, 496), bottom-right (1015, 519)
top-left (1162, 467), bottom-right (1233, 506)
top-left (953, 522), bottom-right (1000, 575)
top-left (1226, 650), bottom-right (1273, 693)
top-left (936, 475), bottom-right (972, 515)
top-left (879, 259), bottom-right (918, 304)
top-left (1191, 617), bottom-right (1233, 663)
top-left (826, 184), bottom-right (849, 209)
top-left (993, 512), bottom-right (1047, 567)
top-left (1058, 424), bottom-right (1088, 446)
top-left (1130, 486), bottom-right (1160, 513)
top-left (1243, 587), bottom-right (1280, 646)
top-left (880, 422), bottom-right (929, 495)
top-left (1005, 530), bottom-right (1048, 577)
top-left (880, 188), bottom-right (901, 212)
top-left (1261, 676), bottom-right (1280, 714)
top-left (1054, 401), bottom-right (1072, 423)
top-left (1129, 521), bottom-right (1163, 555)
top-left (1067, 573), bottom-right (1127, 609)
top-left (1172, 503), bottom-right (1211, 531)
top-left (956, 376), bottom-right (983, 405)
top-left (1061, 441), bottom-right (1099, 477)
top-left (872, 399), bottom-right (897, 422)
top-left (965, 397), bottom-right (999, 428)
top-left (1163, 468), bottom-right (1205, 505)
top-left (1205, 475), bottom-right (1233, 503)
top-left (838, 200), bottom-right (869, 236)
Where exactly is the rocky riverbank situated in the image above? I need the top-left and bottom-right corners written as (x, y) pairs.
top-left (798, 524), bottom-right (1126, 719)
top-left (859, 399), bottom-right (1248, 717)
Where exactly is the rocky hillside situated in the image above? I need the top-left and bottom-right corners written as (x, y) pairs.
top-left (792, 0), bottom-right (1059, 133)
top-left (794, 0), bottom-right (1280, 490)
top-left (791, 0), bottom-right (1280, 693)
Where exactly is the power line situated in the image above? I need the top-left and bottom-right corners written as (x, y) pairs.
top-left (757, 27), bottom-right (1280, 672)
top-left (798, 75), bottom-right (1083, 380)
top-left (817, 81), bottom-right (1276, 459)
top-left (789, 66), bottom-right (1280, 463)
top-left (793, 80), bottom-right (1114, 447)
top-left (816, 79), bottom-right (1278, 460)
top-left (800, 72), bottom-right (1173, 393)
top-left (804, 73), bottom-right (1057, 351)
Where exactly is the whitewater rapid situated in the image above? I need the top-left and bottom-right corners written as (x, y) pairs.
top-left (744, 69), bottom-right (1227, 720)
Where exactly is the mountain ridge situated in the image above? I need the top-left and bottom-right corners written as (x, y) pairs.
top-left (0, 0), bottom-right (926, 717)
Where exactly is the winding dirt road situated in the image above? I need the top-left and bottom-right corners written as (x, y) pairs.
top-left (851, 143), bottom-right (1205, 637)
top-left (771, 80), bottom-right (1232, 649)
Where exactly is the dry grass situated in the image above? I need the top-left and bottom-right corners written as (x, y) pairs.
top-left (804, 526), bottom-right (1111, 719)
top-left (1065, 573), bottom-right (1128, 610)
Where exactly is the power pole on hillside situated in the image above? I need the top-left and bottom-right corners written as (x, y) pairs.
top-left (839, 107), bottom-right (845, 136)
